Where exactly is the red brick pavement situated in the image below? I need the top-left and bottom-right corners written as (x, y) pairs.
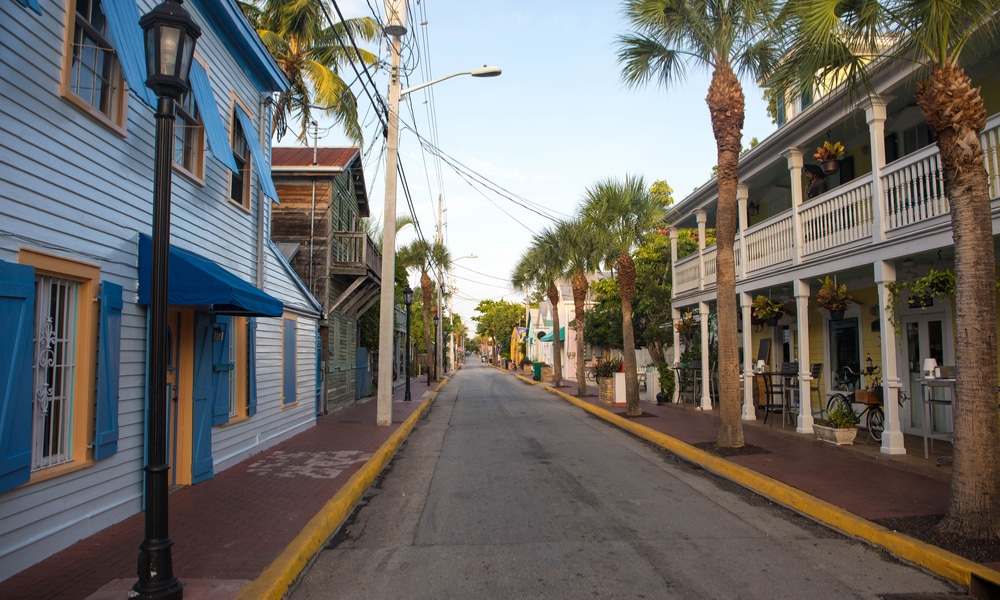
top-left (0, 380), bottom-right (436, 600)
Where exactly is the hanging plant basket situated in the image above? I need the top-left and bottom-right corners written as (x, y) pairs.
top-left (820, 159), bottom-right (840, 175)
top-left (828, 308), bottom-right (845, 321)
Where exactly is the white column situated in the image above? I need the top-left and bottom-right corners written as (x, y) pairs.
top-left (861, 96), bottom-right (889, 242)
top-left (876, 260), bottom-right (906, 454)
top-left (736, 183), bottom-right (749, 282)
top-left (669, 228), bottom-right (681, 403)
top-left (699, 301), bottom-right (712, 410)
top-left (671, 306), bottom-right (681, 403)
top-left (740, 292), bottom-right (756, 420)
top-left (794, 278), bottom-right (814, 433)
top-left (696, 210), bottom-right (707, 291)
top-left (784, 148), bottom-right (804, 265)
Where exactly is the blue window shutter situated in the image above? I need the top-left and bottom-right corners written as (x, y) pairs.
top-left (93, 281), bottom-right (123, 460)
top-left (211, 315), bottom-right (231, 426)
top-left (16, 0), bottom-right (43, 15)
top-left (247, 318), bottom-right (257, 416)
top-left (189, 62), bottom-right (240, 172)
top-left (282, 318), bottom-right (296, 404)
top-left (191, 313), bottom-right (215, 483)
top-left (234, 106), bottom-right (280, 204)
top-left (0, 260), bottom-right (35, 493)
top-left (101, 0), bottom-right (157, 108)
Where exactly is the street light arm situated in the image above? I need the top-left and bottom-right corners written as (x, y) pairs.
top-left (400, 66), bottom-right (501, 98)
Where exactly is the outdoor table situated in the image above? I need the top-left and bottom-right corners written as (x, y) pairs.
top-left (758, 370), bottom-right (798, 426)
top-left (920, 378), bottom-right (955, 461)
top-left (673, 365), bottom-right (701, 404)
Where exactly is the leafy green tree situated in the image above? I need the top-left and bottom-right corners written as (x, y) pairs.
top-left (472, 300), bottom-right (524, 362)
top-left (582, 175), bottom-right (665, 417)
top-left (239, 0), bottom-right (379, 144)
top-left (634, 231), bottom-right (674, 365)
top-left (773, 0), bottom-right (1000, 539)
top-left (618, 0), bottom-right (780, 443)
top-left (583, 278), bottom-right (625, 349)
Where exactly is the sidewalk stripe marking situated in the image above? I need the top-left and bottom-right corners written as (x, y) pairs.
top-left (236, 378), bottom-right (449, 600)
top-left (538, 382), bottom-right (1000, 591)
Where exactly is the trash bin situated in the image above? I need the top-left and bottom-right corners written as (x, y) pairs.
top-left (532, 362), bottom-right (543, 381)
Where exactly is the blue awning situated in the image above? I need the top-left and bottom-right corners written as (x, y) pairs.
top-left (138, 234), bottom-right (282, 316)
top-left (540, 327), bottom-right (565, 342)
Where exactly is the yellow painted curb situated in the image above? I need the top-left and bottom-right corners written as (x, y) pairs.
top-left (541, 384), bottom-right (1000, 591)
top-left (236, 379), bottom-right (447, 600)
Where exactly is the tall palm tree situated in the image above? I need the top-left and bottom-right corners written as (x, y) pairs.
top-left (398, 239), bottom-right (451, 380)
top-left (773, 0), bottom-right (1000, 541)
top-left (617, 0), bottom-right (780, 443)
top-left (582, 175), bottom-right (665, 417)
top-left (239, 0), bottom-right (379, 144)
top-left (511, 229), bottom-right (567, 388)
top-left (557, 218), bottom-right (602, 397)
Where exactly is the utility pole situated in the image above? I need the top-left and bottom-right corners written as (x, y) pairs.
top-left (436, 193), bottom-right (444, 379)
top-left (376, 0), bottom-right (406, 426)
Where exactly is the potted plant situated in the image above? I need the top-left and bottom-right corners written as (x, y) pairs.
top-left (519, 357), bottom-right (533, 375)
top-left (815, 276), bottom-right (851, 320)
top-left (751, 295), bottom-right (784, 326)
top-left (656, 366), bottom-right (675, 405)
top-left (595, 357), bottom-right (623, 405)
top-left (813, 140), bottom-right (845, 174)
top-left (674, 311), bottom-right (698, 339)
top-left (813, 402), bottom-right (859, 445)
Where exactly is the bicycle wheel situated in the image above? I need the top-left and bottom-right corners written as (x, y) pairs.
top-left (867, 407), bottom-right (884, 442)
top-left (826, 393), bottom-right (852, 416)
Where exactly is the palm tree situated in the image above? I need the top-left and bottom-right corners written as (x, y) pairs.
top-left (398, 239), bottom-right (451, 380)
top-left (581, 175), bottom-right (665, 417)
top-left (511, 229), bottom-right (567, 387)
top-left (617, 0), bottom-right (780, 443)
top-left (773, 0), bottom-right (1000, 542)
top-left (239, 0), bottom-right (379, 144)
top-left (557, 218), bottom-right (602, 397)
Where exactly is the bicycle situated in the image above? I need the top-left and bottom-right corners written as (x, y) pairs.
top-left (826, 381), bottom-right (908, 443)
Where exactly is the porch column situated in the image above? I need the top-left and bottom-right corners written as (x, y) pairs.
top-left (741, 292), bottom-right (756, 420)
top-left (696, 210), bottom-right (707, 291)
top-left (669, 228), bottom-right (681, 403)
top-left (875, 260), bottom-right (906, 454)
top-left (794, 278), bottom-right (815, 433)
top-left (699, 301), bottom-right (712, 410)
top-left (784, 148), bottom-right (805, 265)
top-left (671, 307), bottom-right (681, 403)
top-left (737, 183), bottom-right (749, 282)
top-left (861, 96), bottom-right (889, 242)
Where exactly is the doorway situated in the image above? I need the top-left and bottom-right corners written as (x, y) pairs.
top-left (900, 311), bottom-right (952, 435)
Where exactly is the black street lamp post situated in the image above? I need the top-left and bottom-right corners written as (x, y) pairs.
top-left (135, 1), bottom-right (200, 598)
top-left (403, 286), bottom-right (413, 402)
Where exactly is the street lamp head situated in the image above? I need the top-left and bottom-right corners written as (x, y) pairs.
top-left (140, 0), bottom-right (201, 99)
top-left (403, 285), bottom-right (413, 306)
top-left (471, 66), bottom-right (501, 78)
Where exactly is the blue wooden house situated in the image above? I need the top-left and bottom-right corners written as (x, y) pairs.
top-left (0, 0), bottom-right (322, 580)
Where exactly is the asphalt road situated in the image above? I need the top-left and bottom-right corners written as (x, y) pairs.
top-left (290, 360), bottom-right (959, 599)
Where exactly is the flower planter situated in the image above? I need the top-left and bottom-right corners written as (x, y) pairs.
top-left (820, 159), bottom-right (840, 174)
top-left (599, 378), bottom-right (614, 405)
top-left (541, 366), bottom-right (553, 381)
top-left (814, 424), bottom-right (857, 445)
top-left (766, 317), bottom-right (780, 326)
top-left (828, 308), bottom-right (845, 321)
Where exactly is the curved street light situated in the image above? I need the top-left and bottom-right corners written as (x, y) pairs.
top-left (375, 1), bottom-right (500, 426)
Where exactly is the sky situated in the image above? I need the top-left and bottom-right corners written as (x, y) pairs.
top-left (277, 0), bottom-right (778, 332)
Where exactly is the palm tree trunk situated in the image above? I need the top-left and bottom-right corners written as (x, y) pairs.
top-left (708, 62), bottom-right (745, 448)
top-left (918, 65), bottom-right (1000, 538)
top-left (573, 269), bottom-right (589, 397)
top-left (547, 282), bottom-right (562, 387)
top-left (619, 254), bottom-right (641, 417)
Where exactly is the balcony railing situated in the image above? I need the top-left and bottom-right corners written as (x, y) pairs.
top-left (328, 231), bottom-right (382, 278)
top-left (672, 113), bottom-right (1000, 297)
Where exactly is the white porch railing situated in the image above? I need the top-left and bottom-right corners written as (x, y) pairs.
top-left (673, 114), bottom-right (1000, 295)
top-left (800, 178), bottom-right (874, 256)
top-left (742, 213), bottom-right (794, 272)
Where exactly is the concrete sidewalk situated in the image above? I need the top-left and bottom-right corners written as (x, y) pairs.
top-left (0, 376), bottom-right (445, 600)
top-left (3, 364), bottom-right (999, 599)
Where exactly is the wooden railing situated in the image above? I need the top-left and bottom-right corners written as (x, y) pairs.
top-left (328, 231), bottom-right (382, 276)
top-left (674, 254), bottom-right (701, 294)
top-left (800, 177), bottom-right (874, 256)
top-left (880, 144), bottom-right (948, 230)
top-left (742, 213), bottom-right (794, 272)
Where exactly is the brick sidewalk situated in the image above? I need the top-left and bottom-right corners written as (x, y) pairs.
top-left (0, 378), bottom-right (438, 600)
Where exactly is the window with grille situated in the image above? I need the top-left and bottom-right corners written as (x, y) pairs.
top-left (67, 0), bottom-right (124, 125)
top-left (174, 92), bottom-right (204, 177)
top-left (230, 111), bottom-right (251, 207)
top-left (32, 275), bottom-right (79, 470)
